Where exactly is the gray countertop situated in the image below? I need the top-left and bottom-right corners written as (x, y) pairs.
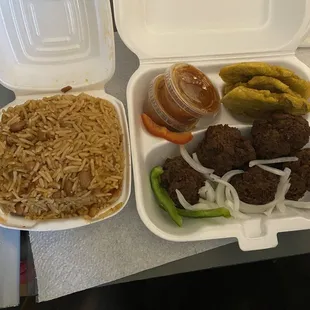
top-left (2, 35), bottom-right (310, 297)
top-left (115, 229), bottom-right (310, 284)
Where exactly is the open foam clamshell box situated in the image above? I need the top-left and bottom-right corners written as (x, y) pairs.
top-left (0, 0), bottom-right (131, 231)
top-left (114, 0), bottom-right (310, 251)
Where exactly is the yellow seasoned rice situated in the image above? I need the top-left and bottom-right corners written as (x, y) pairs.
top-left (0, 93), bottom-right (124, 220)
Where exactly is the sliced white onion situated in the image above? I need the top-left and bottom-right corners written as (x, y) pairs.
top-left (206, 190), bottom-right (215, 202)
top-left (277, 182), bottom-right (291, 213)
top-left (176, 189), bottom-right (220, 211)
top-left (198, 186), bottom-right (207, 200)
top-left (191, 203), bottom-right (220, 211)
top-left (240, 191), bottom-right (280, 214)
top-left (214, 182), bottom-right (228, 210)
top-left (192, 153), bottom-right (201, 165)
top-left (180, 145), bottom-right (214, 175)
top-left (211, 171), bottom-right (243, 212)
top-left (241, 196), bottom-right (286, 215)
top-left (286, 207), bottom-right (310, 220)
top-left (280, 168), bottom-right (291, 185)
top-left (198, 199), bottom-right (219, 209)
top-left (284, 200), bottom-right (310, 209)
top-left (212, 171), bottom-right (243, 183)
top-left (264, 206), bottom-right (276, 216)
top-left (240, 168), bottom-right (291, 214)
top-left (277, 202), bottom-right (286, 213)
top-left (225, 186), bottom-right (233, 202)
top-left (209, 170), bottom-right (252, 219)
top-left (257, 164), bottom-right (286, 176)
top-left (225, 200), bottom-right (234, 209)
top-left (249, 157), bottom-right (298, 167)
top-left (240, 187), bottom-right (283, 214)
top-left (275, 168), bottom-right (291, 213)
top-left (176, 189), bottom-right (192, 210)
top-left (213, 170), bottom-right (243, 210)
top-left (240, 201), bottom-right (277, 214)
top-left (193, 153), bottom-right (211, 180)
top-left (225, 199), bottom-right (250, 219)
top-left (198, 181), bottom-right (215, 202)
top-left (276, 168), bottom-right (291, 201)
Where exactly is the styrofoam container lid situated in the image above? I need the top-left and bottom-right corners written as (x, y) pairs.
top-left (301, 29), bottom-right (310, 47)
top-left (0, 1), bottom-right (132, 231)
top-left (0, 0), bottom-right (115, 93)
top-left (114, 0), bottom-right (310, 60)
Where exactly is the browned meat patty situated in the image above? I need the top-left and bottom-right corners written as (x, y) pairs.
top-left (195, 125), bottom-right (256, 176)
top-left (286, 172), bottom-right (307, 201)
top-left (161, 156), bottom-right (190, 185)
top-left (285, 149), bottom-right (310, 191)
top-left (230, 167), bottom-right (279, 205)
top-left (161, 156), bottom-right (205, 207)
top-left (252, 113), bottom-right (310, 159)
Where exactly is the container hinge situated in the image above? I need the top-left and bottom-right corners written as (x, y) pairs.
top-left (140, 51), bottom-right (296, 66)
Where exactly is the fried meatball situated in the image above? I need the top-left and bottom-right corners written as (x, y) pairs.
top-left (285, 149), bottom-right (310, 191)
top-left (195, 125), bottom-right (256, 176)
top-left (161, 156), bottom-right (189, 185)
top-left (230, 167), bottom-right (279, 205)
top-left (252, 113), bottom-right (310, 159)
top-left (286, 172), bottom-right (307, 201)
top-left (161, 156), bottom-right (205, 207)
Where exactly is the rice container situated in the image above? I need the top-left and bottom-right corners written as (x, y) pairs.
top-left (0, 0), bottom-right (131, 231)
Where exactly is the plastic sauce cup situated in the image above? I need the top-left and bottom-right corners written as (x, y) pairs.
top-left (165, 63), bottom-right (220, 119)
top-left (144, 75), bottom-right (198, 132)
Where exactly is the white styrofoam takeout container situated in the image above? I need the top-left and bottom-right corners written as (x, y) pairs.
top-left (301, 29), bottom-right (310, 47)
top-left (0, 0), bottom-right (131, 231)
top-left (114, 0), bottom-right (310, 251)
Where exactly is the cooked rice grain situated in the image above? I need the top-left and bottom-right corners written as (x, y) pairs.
top-left (0, 93), bottom-right (124, 220)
